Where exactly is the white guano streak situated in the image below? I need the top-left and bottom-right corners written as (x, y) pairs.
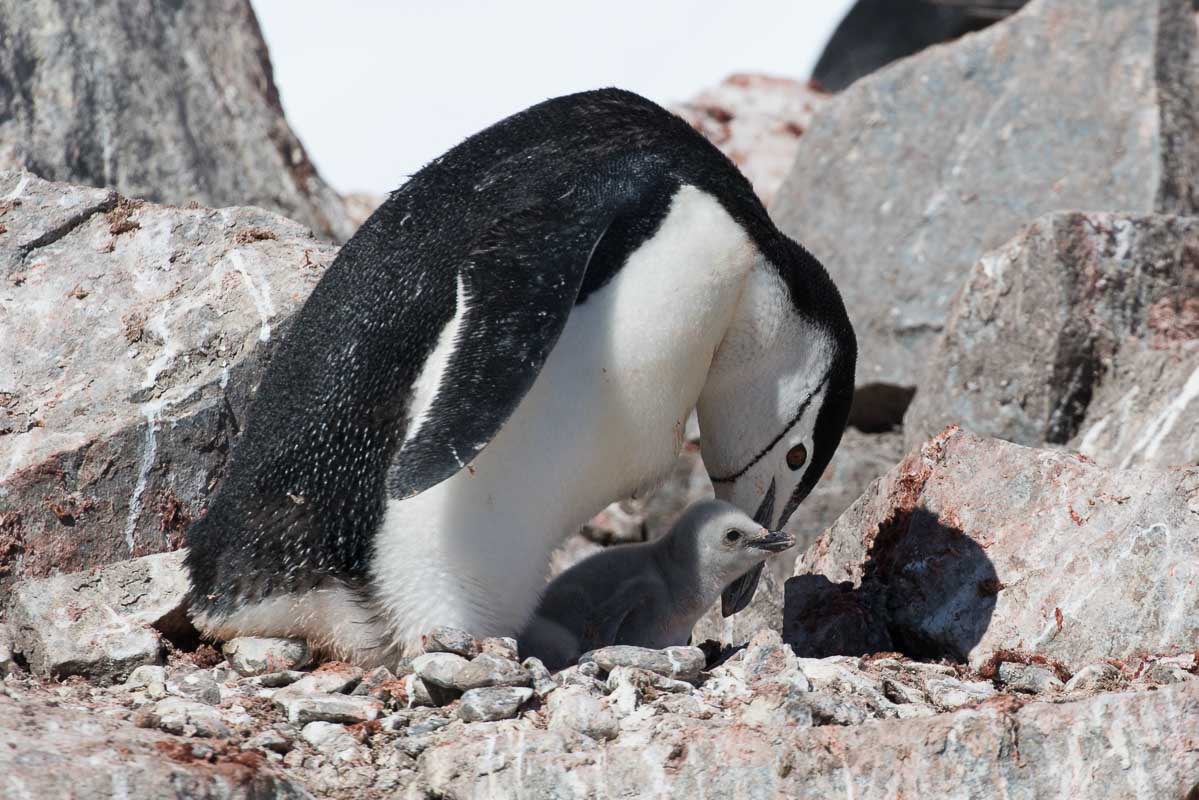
top-left (229, 249), bottom-right (275, 342)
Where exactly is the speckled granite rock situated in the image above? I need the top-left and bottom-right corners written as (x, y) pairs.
top-left (0, 169), bottom-right (335, 590)
top-left (904, 212), bottom-right (1199, 468)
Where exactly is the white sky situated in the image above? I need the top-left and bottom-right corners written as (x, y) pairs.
top-left (252, 1), bottom-right (853, 195)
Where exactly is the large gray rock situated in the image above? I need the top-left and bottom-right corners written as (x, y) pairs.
top-left (0, 693), bottom-right (310, 798)
top-left (905, 212), bottom-right (1199, 468)
top-left (0, 0), bottom-right (354, 241)
top-left (0, 169), bottom-right (335, 590)
top-left (420, 681), bottom-right (1199, 798)
top-left (773, 0), bottom-right (1199, 407)
top-left (7, 550), bottom-right (188, 682)
top-left (787, 427), bottom-right (1199, 671)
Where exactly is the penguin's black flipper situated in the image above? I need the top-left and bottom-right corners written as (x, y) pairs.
top-left (386, 196), bottom-right (621, 497)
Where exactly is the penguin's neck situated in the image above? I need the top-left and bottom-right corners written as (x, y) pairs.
top-left (369, 185), bottom-right (758, 654)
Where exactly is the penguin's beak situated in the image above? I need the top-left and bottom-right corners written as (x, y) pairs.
top-left (746, 529), bottom-right (796, 553)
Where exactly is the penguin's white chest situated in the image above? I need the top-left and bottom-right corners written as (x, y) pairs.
top-left (371, 186), bottom-right (759, 649)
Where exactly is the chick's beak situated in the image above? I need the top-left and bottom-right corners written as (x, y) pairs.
top-left (746, 528), bottom-right (796, 553)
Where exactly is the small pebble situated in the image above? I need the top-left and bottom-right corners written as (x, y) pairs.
top-left (587, 645), bottom-right (706, 682)
top-left (997, 662), bottom-right (1064, 694)
top-left (479, 637), bottom-right (520, 661)
top-left (1064, 663), bottom-right (1122, 693)
top-left (452, 653), bottom-right (531, 690)
top-left (223, 637), bottom-right (312, 677)
top-left (457, 686), bottom-right (534, 722)
top-left (422, 626), bottom-right (480, 658)
top-left (412, 652), bottom-right (470, 689)
top-left (281, 694), bottom-right (382, 725)
top-left (521, 657), bottom-right (559, 699)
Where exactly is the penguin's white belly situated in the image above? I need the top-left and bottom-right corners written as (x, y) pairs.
top-left (371, 186), bottom-right (759, 651)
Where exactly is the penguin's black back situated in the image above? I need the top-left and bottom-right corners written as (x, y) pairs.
top-left (184, 89), bottom-right (852, 614)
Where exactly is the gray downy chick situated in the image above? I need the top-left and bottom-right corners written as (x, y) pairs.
top-left (519, 499), bottom-right (795, 670)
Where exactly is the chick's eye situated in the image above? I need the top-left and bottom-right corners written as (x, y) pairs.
top-left (786, 443), bottom-right (808, 471)
top-left (724, 529), bottom-right (741, 543)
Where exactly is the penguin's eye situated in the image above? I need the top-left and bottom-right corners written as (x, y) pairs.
top-left (724, 529), bottom-right (742, 544)
top-left (786, 444), bottom-right (808, 471)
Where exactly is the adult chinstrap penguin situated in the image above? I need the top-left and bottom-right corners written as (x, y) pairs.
top-left (185, 88), bottom-right (856, 665)
top-left (520, 499), bottom-right (796, 671)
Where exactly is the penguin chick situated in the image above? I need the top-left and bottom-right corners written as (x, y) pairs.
top-left (519, 499), bottom-right (795, 670)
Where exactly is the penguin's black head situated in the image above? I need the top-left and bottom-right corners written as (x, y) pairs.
top-left (697, 235), bottom-right (857, 536)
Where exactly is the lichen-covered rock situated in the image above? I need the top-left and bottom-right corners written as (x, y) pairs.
top-left (788, 428), bottom-right (1199, 671)
top-left (774, 0), bottom-right (1199, 399)
top-left (411, 652), bottom-right (469, 691)
top-left (997, 662), bottom-right (1064, 695)
top-left (6, 550), bottom-right (188, 682)
top-left (0, 170), bottom-right (336, 590)
top-left (0, 0), bottom-right (354, 241)
top-left (223, 637), bottom-right (311, 677)
top-left (904, 212), bottom-right (1199, 468)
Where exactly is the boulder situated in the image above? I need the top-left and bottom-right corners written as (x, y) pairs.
top-left (773, 0), bottom-right (1199, 412)
top-left (787, 427), bottom-right (1199, 671)
top-left (672, 74), bottom-right (828, 206)
top-left (0, 169), bottom-right (335, 590)
top-left (6, 550), bottom-right (188, 682)
top-left (905, 212), bottom-right (1199, 468)
top-left (0, 0), bottom-right (354, 241)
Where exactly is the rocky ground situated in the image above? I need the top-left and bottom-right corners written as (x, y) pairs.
top-left (4, 614), bottom-right (1197, 799)
top-left (3, 0), bottom-right (1199, 796)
